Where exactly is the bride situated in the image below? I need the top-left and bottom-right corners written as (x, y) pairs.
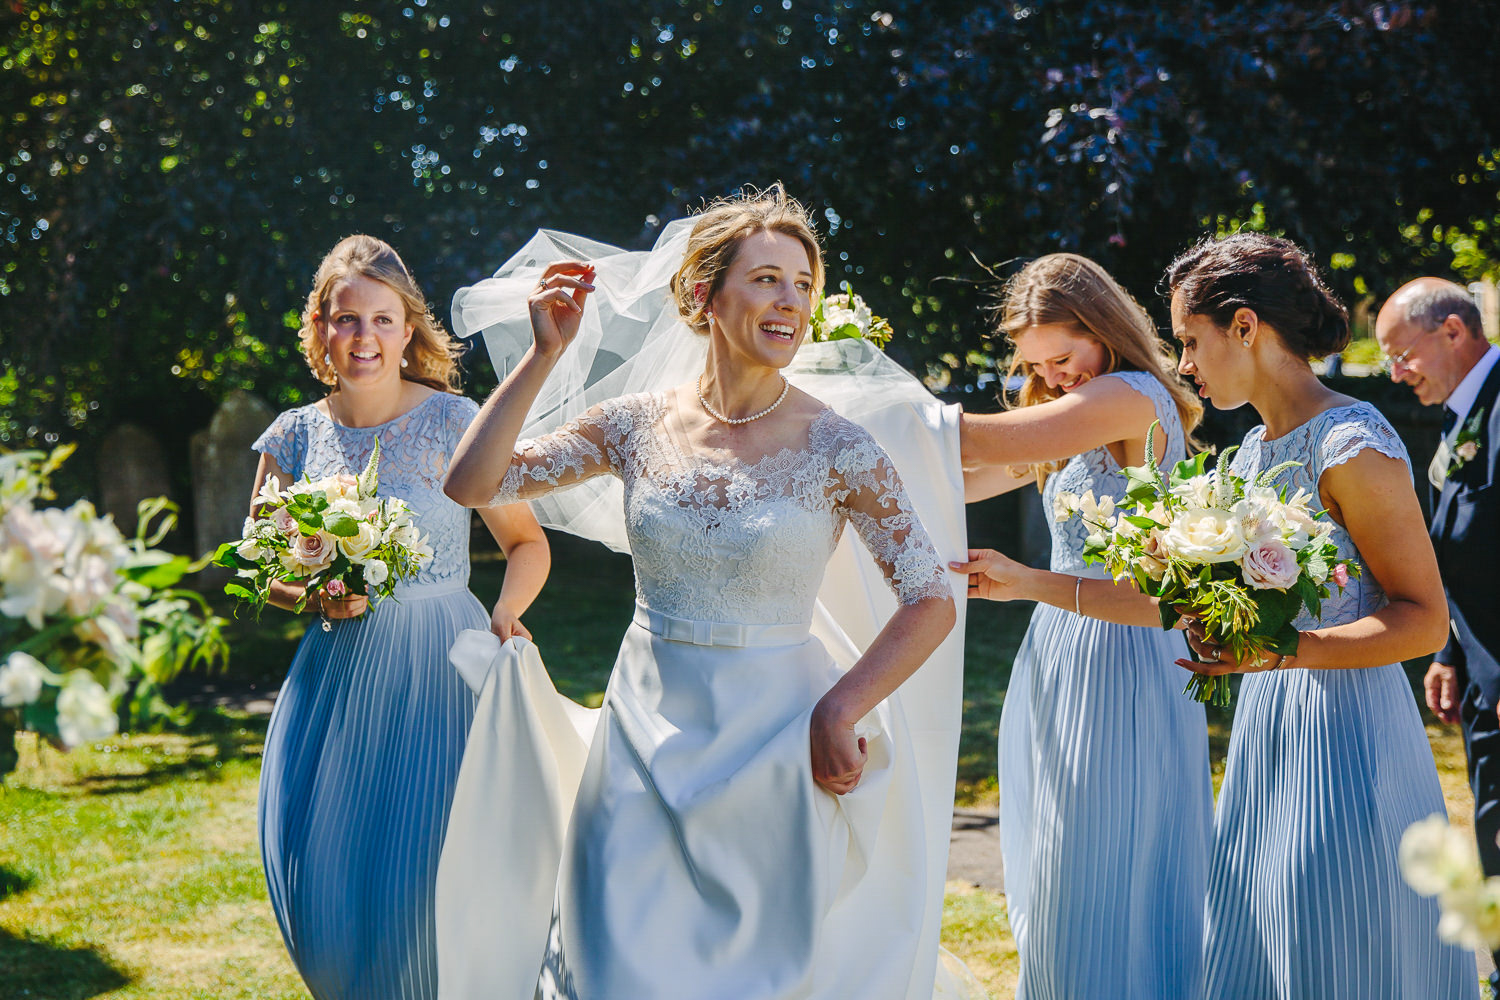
top-left (441, 188), bottom-right (965, 999)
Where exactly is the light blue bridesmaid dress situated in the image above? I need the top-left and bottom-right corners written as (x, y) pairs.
top-left (254, 391), bottom-right (489, 1000)
top-left (1206, 402), bottom-right (1476, 999)
top-left (997, 370), bottom-right (1213, 999)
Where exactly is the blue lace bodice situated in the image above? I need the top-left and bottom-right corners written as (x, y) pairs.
top-left (1228, 401), bottom-right (1409, 630)
top-left (252, 391), bottom-right (481, 589)
top-left (1042, 371), bottom-right (1187, 578)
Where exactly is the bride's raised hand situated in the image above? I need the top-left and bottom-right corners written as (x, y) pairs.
top-left (949, 548), bottom-right (1033, 602)
top-left (528, 261), bottom-right (596, 360)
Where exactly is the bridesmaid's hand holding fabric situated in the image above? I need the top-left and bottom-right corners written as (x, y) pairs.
top-left (950, 548), bottom-right (1032, 602)
top-left (810, 694), bottom-right (867, 796)
top-left (489, 601), bottom-right (532, 641)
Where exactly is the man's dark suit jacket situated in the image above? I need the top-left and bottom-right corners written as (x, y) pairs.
top-left (1430, 360), bottom-right (1500, 703)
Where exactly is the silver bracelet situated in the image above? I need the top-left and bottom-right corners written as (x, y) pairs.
top-left (1074, 576), bottom-right (1083, 616)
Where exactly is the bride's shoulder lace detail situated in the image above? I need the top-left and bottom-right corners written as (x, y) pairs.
top-left (489, 392), bottom-right (660, 506)
top-left (815, 411), bottom-right (952, 606)
top-left (252, 405), bottom-right (313, 478)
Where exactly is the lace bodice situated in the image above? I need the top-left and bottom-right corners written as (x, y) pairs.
top-left (1228, 402), bottom-right (1409, 630)
top-left (253, 391), bottom-right (481, 589)
top-left (489, 392), bottom-right (950, 625)
top-left (1042, 371), bottom-right (1187, 578)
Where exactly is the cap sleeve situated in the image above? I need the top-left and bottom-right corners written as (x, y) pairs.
top-left (252, 408), bottom-right (308, 478)
top-left (1316, 404), bottom-right (1411, 481)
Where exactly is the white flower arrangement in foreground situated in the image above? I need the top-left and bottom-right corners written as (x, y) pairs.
top-left (1056, 423), bottom-right (1354, 705)
top-left (1400, 815), bottom-right (1500, 950)
top-left (0, 445), bottom-right (226, 771)
top-left (213, 438), bottom-right (431, 622)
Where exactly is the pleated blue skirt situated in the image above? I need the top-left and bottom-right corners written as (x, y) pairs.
top-left (998, 603), bottom-right (1212, 1000)
top-left (259, 580), bottom-right (485, 1000)
top-left (1205, 664), bottom-right (1477, 999)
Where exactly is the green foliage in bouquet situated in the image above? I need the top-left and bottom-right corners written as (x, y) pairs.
top-left (0, 446), bottom-right (228, 777)
top-left (1061, 422), bottom-right (1356, 706)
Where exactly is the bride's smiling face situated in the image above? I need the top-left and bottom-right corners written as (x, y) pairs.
top-left (706, 230), bottom-right (815, 370)
top-left (1013, 324), bottom-right (1109, 392)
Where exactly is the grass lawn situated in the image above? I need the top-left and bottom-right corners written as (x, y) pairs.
top-left (0, 531), bottom-right (1478, 998)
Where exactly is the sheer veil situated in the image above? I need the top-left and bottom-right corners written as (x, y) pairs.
top-left (449, 220), bottom-right (977, 997)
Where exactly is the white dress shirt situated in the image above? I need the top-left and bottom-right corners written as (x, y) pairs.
top-left (1446, 343), bottom-right (1500, 431)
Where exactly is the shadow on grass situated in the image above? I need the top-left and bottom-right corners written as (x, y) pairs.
top-left (0, 865), bottom-right (35, 901)
top-left (0, 927), bottom-right (130, 999)
top-left (75, 711), bottom-right (269, 796)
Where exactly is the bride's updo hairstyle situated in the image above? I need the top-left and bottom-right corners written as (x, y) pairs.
top-left (997, 254), bottom-right (1203, 485)
top-left (1164, 232), bottom-right (1350, 361)
top-left (672, 184), bottom-right (825, 336)
top-left (297, 234), bottom-right (465, 392)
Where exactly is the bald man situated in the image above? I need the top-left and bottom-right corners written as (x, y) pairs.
top-left (1378, 276), bottom-right (1500, 983)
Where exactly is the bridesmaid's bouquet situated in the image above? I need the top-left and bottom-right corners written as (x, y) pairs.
top-left (1055, 424), bottom-right (1354, 706)
top-left (213, 439), bottom-right (432, 624)
top-left (1400, 816), bottom-right (1500, 950)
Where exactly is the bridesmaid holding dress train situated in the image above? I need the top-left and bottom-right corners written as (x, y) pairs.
top-left (955, 254), bottom-right (1211, 1000)
top-left (250, 235), bottom-right (550, 1000)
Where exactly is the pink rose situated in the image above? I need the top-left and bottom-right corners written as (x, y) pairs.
top-left (273, 507), bottom-right (297, 537)
top-left (323, 578), bottom-right (347, 599)
top-left (287, 531), bottom-right (335, 572)
top-left (1241, 538), bottom-right (1300, 590)
top-left (1332, 562), bottom-right (1350, 588)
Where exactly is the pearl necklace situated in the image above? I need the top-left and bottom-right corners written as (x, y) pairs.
top-left (696, 374), bottom-right (790, 425)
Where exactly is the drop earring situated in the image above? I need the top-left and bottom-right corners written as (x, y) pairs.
top-left (324, 352), bottom-right (332, 364)
top-left (400, 356), bottom-right (409, 368)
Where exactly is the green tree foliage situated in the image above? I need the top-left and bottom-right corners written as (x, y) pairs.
top-left (3, 1), bottom-right (1497, 452)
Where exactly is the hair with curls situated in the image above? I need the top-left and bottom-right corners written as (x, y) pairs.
top-left (997, 253), bottom-right (1203, 487)
top-left (671, 183), bottom-right (825, 335)
top-left (1164, 233), bottom-right (1350, 360)
top-left (297, 234), bottom-right (465, 393)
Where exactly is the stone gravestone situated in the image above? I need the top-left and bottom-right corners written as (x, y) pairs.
top-left (97, 424), bottom-right (173, 539)
top-left (191, 390), bottom-right (276, 575)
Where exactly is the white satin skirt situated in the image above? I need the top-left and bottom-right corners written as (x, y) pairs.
top-left (435, 603), bottom-right (963, 1000)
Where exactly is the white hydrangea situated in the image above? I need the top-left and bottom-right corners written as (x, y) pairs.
top-left (0, 651), bottom-right (48, 707)
top-left (55, 673), bottom-right (118, 747)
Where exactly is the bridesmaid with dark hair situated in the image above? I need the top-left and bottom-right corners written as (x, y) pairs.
top-left (1165, 234), bottom-right (1474, 998)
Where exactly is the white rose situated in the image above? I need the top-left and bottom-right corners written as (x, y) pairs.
top-left (1457, 441), bottom-right (1480, 463)
top-left (0, 651), bottom-right (47, 707)
top-left (1241, 537), bottom-right (1301, 590)
top-left (55, 673), bottom-right (119, 747)
top-left (338, 521), bottom-right (383, 563)
top-left (363, 558), bottom-right (389, 589)
top-left (1400, 815), bottom-right (1482, 897)
top-left (1162, 508), bottom-right (1249, 564)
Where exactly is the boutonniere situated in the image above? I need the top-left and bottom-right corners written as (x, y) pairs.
top-left (1447, 407), bottom-right (1486, 478)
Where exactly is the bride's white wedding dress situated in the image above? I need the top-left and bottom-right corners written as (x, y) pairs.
top-left (434, 221), bottom-right (976, 1000)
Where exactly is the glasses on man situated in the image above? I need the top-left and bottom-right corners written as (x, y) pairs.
top-left (1382, 325), bottom-right (1442, 374)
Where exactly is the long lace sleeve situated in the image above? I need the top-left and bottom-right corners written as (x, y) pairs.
top-left (824, 418), bottom-right (952, 606)
top-left (488, 400), bottom-right (627, 505)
